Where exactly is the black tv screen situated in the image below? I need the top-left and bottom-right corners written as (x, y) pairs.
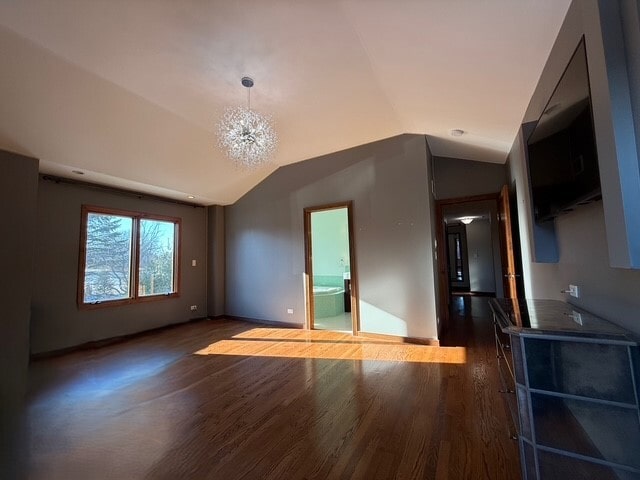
top-left (527, 37), bottom-right (601, 223)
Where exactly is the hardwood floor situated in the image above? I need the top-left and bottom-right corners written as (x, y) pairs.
top-left (26, 297), bottom-right (520, 479)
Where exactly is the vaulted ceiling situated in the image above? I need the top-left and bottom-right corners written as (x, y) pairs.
top-left (0, 1), bottom-right (571, 205)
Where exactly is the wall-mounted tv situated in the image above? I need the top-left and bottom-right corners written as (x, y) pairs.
top-left (527, 37), bottom-right (601, 223)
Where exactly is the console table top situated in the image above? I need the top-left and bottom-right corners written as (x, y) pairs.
top-left (489, 298), bottom-right (638, 344)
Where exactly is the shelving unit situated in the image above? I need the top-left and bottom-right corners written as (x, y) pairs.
top-left (490, 298), bottom-right (640, 480)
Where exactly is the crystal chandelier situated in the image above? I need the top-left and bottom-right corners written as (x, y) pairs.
top-left (217, 77), bottom-right (277, 168)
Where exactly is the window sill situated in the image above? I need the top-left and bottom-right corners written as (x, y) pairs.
top-left (78, 292), bottom-right (180, 310)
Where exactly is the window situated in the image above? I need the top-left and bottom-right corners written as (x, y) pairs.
top-left (78, 206), bottom-right (180, 307)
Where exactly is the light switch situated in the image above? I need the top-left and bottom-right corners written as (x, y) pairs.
top-left (191, 259), bottom-right (197, 267)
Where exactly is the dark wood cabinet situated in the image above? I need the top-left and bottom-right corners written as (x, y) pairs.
top-left (490, 299), bottom-right (640, 479)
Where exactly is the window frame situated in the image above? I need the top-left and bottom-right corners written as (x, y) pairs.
top-left (78, 205), bottom-right (181, 309)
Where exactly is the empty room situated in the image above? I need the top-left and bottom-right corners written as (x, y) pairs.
top-left (2, 1), bottom-right (640, 479)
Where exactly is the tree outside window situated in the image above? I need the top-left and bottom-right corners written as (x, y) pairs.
top-left (138, 219), bottom-right (176, 297)
top-left (79, 206), bottom-right (180, 307)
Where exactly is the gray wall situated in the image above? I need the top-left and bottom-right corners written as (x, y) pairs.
top-left (0, 150), bottom-right (38, 478)
top-left (595, 0), bottom-right (640, 268)
top-left (621, 0), bottom-right (640, 162)
top-left (509, 0), bottom-right (640, 334)
top-left (207, 205), bottom-right (225, 317)
top-left (433, 156), bottom-right (507, 200)
top-left (225, 135), bottom-right (439, 341)
top-left (466, 219), bottom-right (496, 293)
top-left (31, 178), bottom-right (208, 354)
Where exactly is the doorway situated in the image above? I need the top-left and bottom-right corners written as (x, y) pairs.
top-left (443, 201), bottom-right (500, 296)
top-left (304, 202), bottom-right (358, 334)
top-left (436, 190), bottom-right (523, 333)
top-left (446, 223), bottom-right (470, 292)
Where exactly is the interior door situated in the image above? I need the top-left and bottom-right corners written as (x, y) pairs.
top-left (498, 185), bottom-right (519, 298)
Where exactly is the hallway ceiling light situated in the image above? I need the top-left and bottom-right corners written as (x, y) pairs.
top-left (450, 129), bottom-right (465, 137)
top-left (216, 76), bottom-right (277, 169)
top-left (460, 217), bottom-right (474, 225)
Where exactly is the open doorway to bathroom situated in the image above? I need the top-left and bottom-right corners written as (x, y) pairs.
top-left (304, 202), bottom-right (358, 334)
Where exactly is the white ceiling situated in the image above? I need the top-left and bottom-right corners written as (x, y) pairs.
top-left (0, 0), bottom-right (571, 205)
top-left (443, 200), bottom-right (495, 225)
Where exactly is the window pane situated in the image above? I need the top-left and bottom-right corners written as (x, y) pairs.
top-left (84, 213), bottom-right (133, 303)
top-left (138, 219), bottom-right (175, 296)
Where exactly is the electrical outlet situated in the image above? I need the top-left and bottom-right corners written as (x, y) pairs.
top-left (190, 305), bottom-right (198, 311)
top-left (569, 285), bottom-right (579, 298)
top-left (287, 308), bottom-right (294, 314)
top-left (571, 311), bottom-right (583, 325)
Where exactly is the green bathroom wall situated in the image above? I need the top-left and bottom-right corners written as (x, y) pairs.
top-left (311, 208), bottom-right (349, 286)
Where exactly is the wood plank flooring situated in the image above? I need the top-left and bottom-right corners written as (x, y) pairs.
top-left (26, 296), bottom-right (520, 479)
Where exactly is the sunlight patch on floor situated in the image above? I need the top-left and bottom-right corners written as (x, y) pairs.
top-left (194, 338), bottom-right (466, 364)
top-left (232, 327), bottom-right (380, 343)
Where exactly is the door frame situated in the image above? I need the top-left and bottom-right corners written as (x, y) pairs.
top-left (498, 185), bottom-right (519, 299)
top-left (435, 193), bottom-right (500, 334)
top-left (303, 201), bottom-right (359, 335)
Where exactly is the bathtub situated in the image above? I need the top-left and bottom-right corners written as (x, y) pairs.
top-left (313, 286), bottom-right (345, 318)
top-left (313, 286), bottom-right (342, 295)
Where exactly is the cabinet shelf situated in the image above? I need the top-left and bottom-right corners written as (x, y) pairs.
top-left (489, 298), bottom-right (640, 480)
top-left (536, 446), bottom-right (640, 480)
top-left (536, 444), bottom-right (640, 474)
top-left (531, 393), bottom-right (640, 469)
top-left (529, 387), bottom-right (638, 410)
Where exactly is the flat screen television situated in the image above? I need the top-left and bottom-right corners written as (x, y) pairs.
top-left (527, 37), bottom-right (601, 223)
